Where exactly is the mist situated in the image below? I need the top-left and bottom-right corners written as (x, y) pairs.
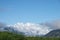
top-left (0, 20), bottom-right (60, 36)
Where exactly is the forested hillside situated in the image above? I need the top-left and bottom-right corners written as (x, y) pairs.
top-left (0, 32), bottom-right (26, 40)
top-left (0, 32), bottom-right (60, 40)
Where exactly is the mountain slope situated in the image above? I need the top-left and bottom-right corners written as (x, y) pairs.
top-left (45, 29), bottom-right (60, 37)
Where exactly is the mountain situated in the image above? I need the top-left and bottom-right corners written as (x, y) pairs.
top-left (45, 29), bottom-right (60, 37)
top-left (0, 22), bottom-right (51, 36)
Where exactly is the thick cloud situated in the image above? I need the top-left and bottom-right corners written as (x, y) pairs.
top-left (1, 22), bottom-right (58, 36)
top-left (13, 22), bottom-right (51, 36)
top-left (0, 22), bottom-right (52, 36)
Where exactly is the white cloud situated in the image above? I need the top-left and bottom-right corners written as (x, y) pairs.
top-left (0, 22), bottom-right (52, 36)
top-left (1, 20), bottom-right (60, 36)
top-left (13, 22), bottom-right (51, 36)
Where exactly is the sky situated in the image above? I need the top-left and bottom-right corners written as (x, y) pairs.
top-left (0, 0), bottom-right (60, 24)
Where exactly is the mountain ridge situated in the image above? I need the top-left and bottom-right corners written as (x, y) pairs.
top-left (45, 29), bottom-right (60, 37)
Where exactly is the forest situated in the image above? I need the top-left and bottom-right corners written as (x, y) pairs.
top-left (0, 32), bottom-right (60, 40)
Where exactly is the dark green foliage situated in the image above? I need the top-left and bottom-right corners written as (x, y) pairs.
top-left (26, 37), bottom-right (60, 40)
top-left (0, 31), bottom-right (60, 40)
top-left (0, 32), bottom-right (26, 40)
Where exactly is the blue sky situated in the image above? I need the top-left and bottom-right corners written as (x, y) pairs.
top-left (0, 0), bottom-right (60, 24)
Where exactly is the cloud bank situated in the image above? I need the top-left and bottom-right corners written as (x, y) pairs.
top-left (0, 22), bottom-right (51, 36)
top-left (0, 20), bottom-right (60, 36)
top-left (13, 22), bottom-right (50, 36)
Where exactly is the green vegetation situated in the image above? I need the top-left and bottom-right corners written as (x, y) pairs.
top-left (0, 31), bottom-right (26, 40)
top-left (26, 37), bottom-right (60, 40)
top-left (0, 32), bottom-right (60, 40)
